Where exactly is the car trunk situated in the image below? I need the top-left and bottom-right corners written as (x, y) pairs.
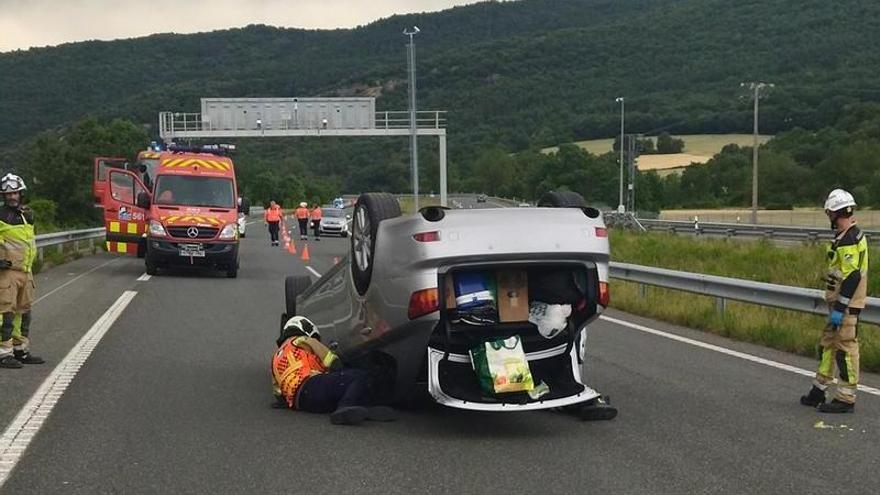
top-left (428, 261), bottom-right (600, 405)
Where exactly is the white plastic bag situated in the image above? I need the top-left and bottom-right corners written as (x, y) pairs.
top-left (529, 302), bottom-right (572, 339)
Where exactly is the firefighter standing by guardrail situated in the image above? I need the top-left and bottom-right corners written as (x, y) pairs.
top-left (801, 189), bottom-right (867, 414)
top-left (0, 174), bottom-right (44, 368)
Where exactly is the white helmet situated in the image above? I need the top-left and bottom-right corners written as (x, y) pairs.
top-left (0, 173), bottom-right (26, 193)
top-left (824, 189), bottom-right (856, 213)
top-left (299, 202), bottom-right (307, 208)
top-left (277, 315), bottom-right (320, 346)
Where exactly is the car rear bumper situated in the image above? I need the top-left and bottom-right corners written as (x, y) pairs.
top-left (146, 239), bottom-right (239, 267)
top-left (426, 328), bottom-right (600, 411)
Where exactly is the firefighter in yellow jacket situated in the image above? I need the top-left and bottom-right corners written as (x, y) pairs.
top-left (0, 173), bottom-right (44, 368)
top-left (801, 189), bottom-right (867, 413)
top-left (271, 316), bottom-right (395, 425)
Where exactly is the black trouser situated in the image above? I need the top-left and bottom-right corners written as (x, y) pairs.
top-left (297, 369), bottom-right (375, 413)
top-left (1, 312), bottom-right (30, 353)
top-left (312, 220), bottom-right (321, 238)
top-left (297, 218), bottom-right (309, 237)
top-left (267, 221), bottom-right (280, 242)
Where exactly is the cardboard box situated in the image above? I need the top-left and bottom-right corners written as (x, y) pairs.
top-left (496, 269), bottom-right (529, 322)
top-left (444, 275), bottom-right (457, 310)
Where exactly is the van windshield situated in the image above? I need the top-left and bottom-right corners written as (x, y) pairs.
top-left (154, 176), bottom-right (235, 208)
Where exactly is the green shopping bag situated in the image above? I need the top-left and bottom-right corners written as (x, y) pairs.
top-left (470, 336), bottom-right (535, 394)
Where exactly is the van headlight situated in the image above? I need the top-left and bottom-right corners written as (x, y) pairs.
top-left (149, 220), bottom-right (168, 237)
top-left (219, 223), bottom-right (238, 240)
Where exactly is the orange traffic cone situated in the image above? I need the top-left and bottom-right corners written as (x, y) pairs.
top-left (300, 243), bottom-right (310, 262)
top-left (288, 240), bottom-right (297, 254)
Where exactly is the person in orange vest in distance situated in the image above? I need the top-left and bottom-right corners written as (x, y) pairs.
top-left (272, 316), bottom-right (396, 425)
top-left (294, 202), bottom-right (310, 241)
top-left (310, 203), bottom-right (323, 241)
top-left (264, 200), bottom-right (283, 246)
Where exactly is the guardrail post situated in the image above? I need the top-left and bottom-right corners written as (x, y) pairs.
top-left (37, 247), bottom-right (44, 263)
top-left (715, 297), bottom-right (726, 315)
top-left (638, 283), bottom-right (647, 299)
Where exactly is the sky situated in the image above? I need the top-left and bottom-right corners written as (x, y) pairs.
top-left (0, 0), bottom-right (484, 52)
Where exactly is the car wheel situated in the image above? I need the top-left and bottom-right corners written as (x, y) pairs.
top-left (285, 274), bottom-right (312, 317)
top-left (145, 260), bottom-right (158, 276)
top-left (226, 266), bottom-right (238, 278)
top-left (136, 240), bottom-right (146, 259)
top-left (538, 191), bottom-right (587, 208)
top-left (351, 193), bottom-right (402, 296)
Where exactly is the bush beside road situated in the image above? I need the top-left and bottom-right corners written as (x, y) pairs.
top-left (610, 230), bottom-right (880, 371)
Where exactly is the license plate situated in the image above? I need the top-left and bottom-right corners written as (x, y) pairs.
top-left (179, 244), bottom-right (205, 257)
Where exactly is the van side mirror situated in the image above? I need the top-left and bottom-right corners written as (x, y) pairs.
top-left (136, 192), bottom-right (151, 209)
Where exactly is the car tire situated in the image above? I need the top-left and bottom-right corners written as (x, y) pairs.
top-left (285, 275), bottom-right (312, 317)
top-left (136, 240), bottom-right (146, 259)
top-left (538, 191), bottom-right (587, 208)
top-left (226, 266), bottom-right (238, 278)
top-left (351, 193), bottom-right (402, 296)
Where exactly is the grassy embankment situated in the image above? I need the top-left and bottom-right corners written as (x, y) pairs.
top-left (610, 230), bottom-right (880, 372)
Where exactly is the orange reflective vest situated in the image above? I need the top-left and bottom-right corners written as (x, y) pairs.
top-left (264, 205), bottom-right (283, 222)
top-left (271, 336), bottom-right (339, 408)
top-left (310, 208), bottom-right (323, 220)
top-left (294, 207), bottom-right (310, 220)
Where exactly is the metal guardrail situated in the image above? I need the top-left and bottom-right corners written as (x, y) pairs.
top-left (36, 228), bottom-right (105, 249)
top-left (609, 261), bottom-right (880, 325)
top-left (609, 216), bottom-right (880, 243)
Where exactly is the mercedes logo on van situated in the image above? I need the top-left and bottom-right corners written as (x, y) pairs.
top-left (186, 227), bottom-right (199, 238)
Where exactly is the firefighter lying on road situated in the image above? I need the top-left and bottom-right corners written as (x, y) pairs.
top-left (271, 316), bottom-right (396, 425)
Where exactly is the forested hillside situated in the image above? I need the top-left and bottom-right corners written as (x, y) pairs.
top-left (2, 0), bottom-right (879, 224)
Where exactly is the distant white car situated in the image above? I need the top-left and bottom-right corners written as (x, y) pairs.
top-left (518, 202), bottom-right (531, 207)
top-left (318, 208), bottom-right (350, 237)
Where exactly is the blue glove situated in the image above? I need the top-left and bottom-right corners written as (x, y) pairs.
top-left (829, 310), bottom-right (844, 327)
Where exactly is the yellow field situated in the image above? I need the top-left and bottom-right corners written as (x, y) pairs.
top-left (542, 134), bottom-right (773, 172)
top-left (661, 208), bottom-right (880, 229)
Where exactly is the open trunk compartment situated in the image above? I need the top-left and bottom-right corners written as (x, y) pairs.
top-left (427, 261), bottom-right (600, 407)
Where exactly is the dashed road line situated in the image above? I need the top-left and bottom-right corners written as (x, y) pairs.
top-left (136, 273), bottom-right (151, 282)
top-left (0, 290), bottom-right (138, 486)
top-left (305, 266), bottom-right (322, 279)
top-left (600, 314), bottom-right (880, 397)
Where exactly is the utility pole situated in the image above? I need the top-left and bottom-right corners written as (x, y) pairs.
top-left (615, 97), bottom-right (625, 213)
top-left (404, 27), bottom-right (421, 211)
top-left (741, 82), bottom-right (774, 224)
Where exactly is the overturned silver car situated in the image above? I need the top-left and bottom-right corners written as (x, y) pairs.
top-left (283, 191), bottom-right (610, 412)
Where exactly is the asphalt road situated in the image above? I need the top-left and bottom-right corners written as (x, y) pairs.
top-left (0, 216), bottom-right (878, 494)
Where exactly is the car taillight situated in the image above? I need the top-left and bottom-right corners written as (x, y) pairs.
top-left (599, 282), bottom-right (610, 307)
top-left (595, 227), bottom-right (608, 237)
top-left (408, 288), bottom-right (439, 319)
top-left (413, 231), bottom-right (440, 242)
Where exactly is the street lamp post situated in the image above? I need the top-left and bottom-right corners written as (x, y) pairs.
top-left (404, 27), bottom-right (421, 211)
top-left (615, 97), bottom-right (625, 213)
top-left (741, 82), bottom-right (774, 224)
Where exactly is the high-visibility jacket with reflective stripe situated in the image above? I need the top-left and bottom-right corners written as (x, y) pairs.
top-left (310, 208), bottom-right (322, 220)
top-left (0, 206), bottom-right (36, 274)
top-left (264, 205), bottom-right (283, 222)
top-left (826, 224), bottom-right (869, 310)
top-left (294, 207), bottom-right (309, 220)
top-left (271, 336), bottom-right (341, 408)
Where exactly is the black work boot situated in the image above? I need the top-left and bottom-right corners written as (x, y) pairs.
top-left (14, 350), bottom-right (45, 365)
top-left (0, 355), bottom-right (23, 369)
top-left (329, 406), bottom-right (368, 425)
top-left (818, 399), bottom-right (855, 414)
top-left (800, 386), bottom-right (827, 407)
top-left (575, 396), bottom-right (618, 421)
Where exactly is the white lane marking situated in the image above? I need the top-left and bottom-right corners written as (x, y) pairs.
top-left (305, 266), bottom-right (322, 279)
top-left (0, 291), bottom-right (138, 486)
top-left (600, 315), bottom-right (880, 397)
top-left (136, 273), bottom-right (151, 282)
top-left (33, 258), bottom-right (120, 305)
